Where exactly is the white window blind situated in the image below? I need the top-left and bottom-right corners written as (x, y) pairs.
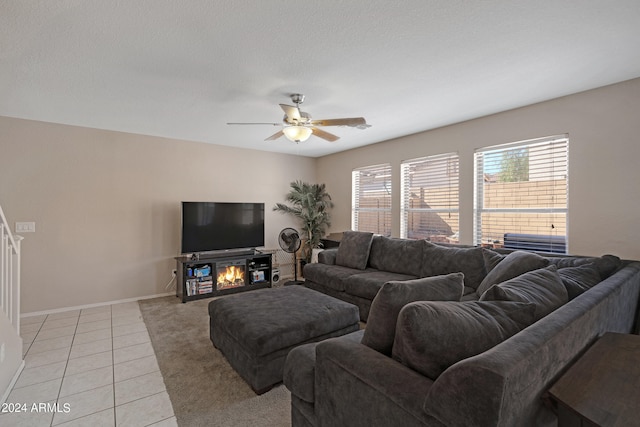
top-left (352, 163), bottom-right (392, 236)
top-left (474, 135), bottom-right (569, 253)
top-left (401, 153), bottom-right (459, 243)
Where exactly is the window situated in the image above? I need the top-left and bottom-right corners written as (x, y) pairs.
top-left (474, 135), bottom-right (569, 253)
top-left (401, 153), bottom-right (459, 243)
top-left (352, 163), bottom-right (392, 236)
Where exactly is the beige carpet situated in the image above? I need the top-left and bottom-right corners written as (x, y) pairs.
top-left (138, 295), bottom-right (291, 427)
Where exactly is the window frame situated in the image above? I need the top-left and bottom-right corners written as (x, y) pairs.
top-left (473, 135), bottom-right (569, 253)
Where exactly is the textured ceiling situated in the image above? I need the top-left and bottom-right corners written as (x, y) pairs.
top-left (2, 1), bottom-right (640, 157)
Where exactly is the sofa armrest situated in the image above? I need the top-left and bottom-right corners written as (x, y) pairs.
top-left (285, 330), bottom-right (365, 404)
top-left (315, 336), bottom-right (437, 427)
top-left (284, 342), bottom-right (317, 403)
top-left (318, 248), bottom-right (338, 265)
top-left (423, 357), bottom-right (507, 427)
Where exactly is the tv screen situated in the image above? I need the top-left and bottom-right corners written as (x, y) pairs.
top-left (181, 202), bottom-right (265, 254)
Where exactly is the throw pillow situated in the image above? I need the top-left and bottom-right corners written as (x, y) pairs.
top-left (335, 231), bottom-right (374, 270)
top-left (421, 242), bottom-right (487, 290)
top-left (476, 250), bottom-right (550, 297)
top-left (392, 301), bottom-right (536, 379)
top-left (557, 263), bottom-right (602, 300)
top-left (361, 273), bottom-right (464, 355)
top-left (479, 265), bottom-right (568, 321)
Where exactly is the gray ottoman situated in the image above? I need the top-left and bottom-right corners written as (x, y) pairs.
top-left (209, 286), bottom-right (359, 394)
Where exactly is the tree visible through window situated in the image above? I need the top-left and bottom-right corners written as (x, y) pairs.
top-left (474, 136), bottom-right (569, 253)
top-left (499, 148), bottom-right (529, 182)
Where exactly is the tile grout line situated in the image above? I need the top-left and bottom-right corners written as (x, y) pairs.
top-left (111, 304), bottom-right (117, 427)
top-left (22, 316), bottom-right (46, 356)
top-left (51, 312), bottom-right (81, 427)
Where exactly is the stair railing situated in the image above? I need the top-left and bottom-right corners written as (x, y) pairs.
top-left (0, 205), bottom-right (22, 335)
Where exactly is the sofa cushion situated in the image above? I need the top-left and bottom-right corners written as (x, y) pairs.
top-left (476, 250), bottom-right (550, 296)
top-left (368, 236), bottom-right (425, 276)
top-left (482, 248), bottom-right (504, 272)
top-left (361, 273), bottom-right (464, 356)
top-left (546, 256), bottom-right (595, 269)
top-left (344, 271), bottom-right (419, 300)
top-left (335, 231), bottom-right (374, 270)
top-left (557, 263), bottom-right (602, 300)
top-left (392, 301), bottom-right (535, 380)
top-left (547, 254), bottom-right (622, 279)
top-left (479, 265), bottom-right (568, 321)
top-left (303, 263), bottom-right (369, 292)
top-left (421, 242), bottom-right (487, 289)
top-left (460, 292), bottom-right (480, 302)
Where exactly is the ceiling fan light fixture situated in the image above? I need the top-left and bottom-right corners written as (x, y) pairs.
top-left (283, 125), bottom-right (312, 143)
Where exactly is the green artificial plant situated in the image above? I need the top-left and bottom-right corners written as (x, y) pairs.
top-left (273, 180), bottom-right (333, 263)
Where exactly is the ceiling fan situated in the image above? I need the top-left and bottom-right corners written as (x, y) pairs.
top-left (227, 94), bottom-right (370, 143)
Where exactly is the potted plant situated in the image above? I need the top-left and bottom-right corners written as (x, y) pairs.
top-left (273, 180), bottom-right (333, 264)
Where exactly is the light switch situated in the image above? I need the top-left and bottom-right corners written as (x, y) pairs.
top-left (15, 222), bottom-right (36, 233)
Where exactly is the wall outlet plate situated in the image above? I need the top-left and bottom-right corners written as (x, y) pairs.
top-left (15, 222), bottom-right (36, 233)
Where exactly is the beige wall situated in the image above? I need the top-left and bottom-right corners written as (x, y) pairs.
top-left (317, 78), bottom-right (640, 260)
top-left (3, 77), bottom-right (639, 312)
top-left (0, 117), bottom-right (315, 313)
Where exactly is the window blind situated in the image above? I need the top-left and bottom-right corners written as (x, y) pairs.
top-left (352, 163), bottom-right (392, 236)
top-left (401, 153), bottom-right (459, 243)
top-left (474, 135), bottom-right (569, 253)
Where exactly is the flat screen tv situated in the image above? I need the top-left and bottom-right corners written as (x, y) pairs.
top-left (181, 202), bottom-right (265, 254)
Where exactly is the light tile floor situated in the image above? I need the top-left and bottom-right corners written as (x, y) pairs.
top-left (1, 302), bottom-right (177, 427)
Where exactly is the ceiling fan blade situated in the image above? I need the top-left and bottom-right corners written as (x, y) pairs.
top-left (280, 104), bottom-right (302, 122)
top-left (227, 122), bottom-right (281, 126)
top-left (310, 117), bottom-right (370, 128)
top-left (265, 130), bottom-right (284, 141)
top-left (311, 127), bottom-right (340, 142)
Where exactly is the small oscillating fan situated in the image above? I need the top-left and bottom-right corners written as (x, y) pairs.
top-left (278, 228), bottom-right (302, 283)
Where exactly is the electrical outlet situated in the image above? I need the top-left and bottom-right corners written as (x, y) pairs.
top-left (15, 222), bottom-right (36, 233)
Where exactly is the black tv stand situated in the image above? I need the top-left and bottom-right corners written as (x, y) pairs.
top-left (175, 251), bottom-right (272, 302)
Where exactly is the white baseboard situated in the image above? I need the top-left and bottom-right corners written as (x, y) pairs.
top-left (21, 292), bottom-right (173, 318)
top-left (1, 359), bottom-right (25, 404)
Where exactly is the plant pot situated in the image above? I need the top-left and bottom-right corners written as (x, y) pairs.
top-left (311, 248), bottom-right (323, 263)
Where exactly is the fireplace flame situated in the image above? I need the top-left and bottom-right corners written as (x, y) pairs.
top-left (217, 265), bottom-right (245, 289)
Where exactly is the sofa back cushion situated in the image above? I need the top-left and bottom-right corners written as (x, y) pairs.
top-left (368, 236), bottom-right (424, 276)
top-left (335, 231), bottom-right (374, 270)
top-left (392, 301), bottom-right (535, 379)
top-left (361, 273), bottom-right (464, 355)
top-left (421, 242), bottom-right (487, 290)
top-left (479, 265), bottom-right (568, 321)
top-left (476, 250), bottom-right (550, 296)
top-left (547, 254), bottom-right (622, 279)
top-left (557, 263), bottom-right (602, 300)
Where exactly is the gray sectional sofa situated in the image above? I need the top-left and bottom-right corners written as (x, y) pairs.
top-left (305, 232), bottom-right (511, 321)
top-left (286, 231), bottom-right (640, 426)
